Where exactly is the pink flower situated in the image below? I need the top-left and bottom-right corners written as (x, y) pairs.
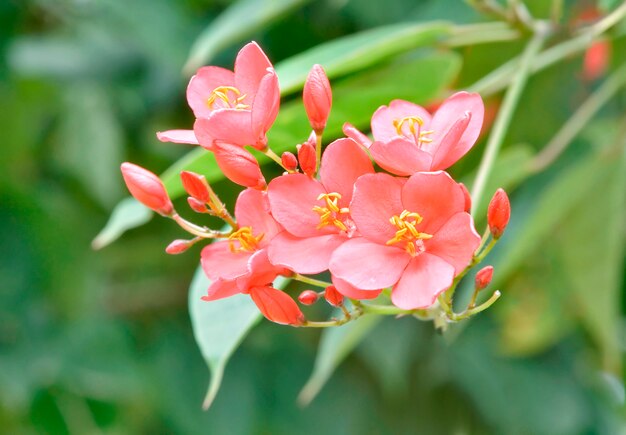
top-left (157, 42), bottom-right (279, 150)
top-left (201, 188), bottom-right (281, 283)
top-left (329, 171), bottom-right (480, 309)
top-left (348, 92), bottom-right (484, 174)
top-left (267, 138), bottom-right (374, 276)
top-left (303, 64), bottom-right (332, 133)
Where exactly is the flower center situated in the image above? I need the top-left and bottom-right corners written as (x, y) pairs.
top-left (312, 192), bottom-right (350, 232)
top-left (207, 86), bottom-right (250, 110)
top-left (386, 210), bottom-right (432, 256)
top-left (393, 116), bottom-right (434, 147)
top-left (228, 226), bottom-right (264, 253)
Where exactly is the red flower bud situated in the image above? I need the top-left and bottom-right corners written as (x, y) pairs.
top-left (458, 182), bottom-right (472, 213)
top-left (303, 64), bottom-right (332, 133)
top-left (121, 162), bottom-right (173, 216)
top-left (188, 197), bottom-right (209, 213)
top-left (324, 285), bottom-right (344, 307)
top-left (281, 151), bottom-right (298, 171)
top-left (180, 171), bottom-right (211, 202)
top-left (487, 188), bottom-right (511, 239)
top-left (249, 286), bottom-right (305, 326)
top-left (298, 290), bottom-right (319, 306)
top-left (475, 265), bottom-right (493, 290)
top-left (165, 239), bottom-right (191, 255)
top-left (297, 142), bottom-right (317, 177)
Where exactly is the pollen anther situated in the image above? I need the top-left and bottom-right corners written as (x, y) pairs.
top-left (312, 192), bottom-right (349, 232)
top-left (386, 210), bottom-right (432, 256)
top-left (228, 226), bottom-right (264, 253)
top-left (392, 116), bottom-right (434, 146)
top-left (207, 86), bottom-right (250, 110)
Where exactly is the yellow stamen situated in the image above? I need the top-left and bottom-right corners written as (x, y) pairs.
top-left (313, 192), bottom-right (349, 232)
top-left (228, 226), bottom-right (264, 253)
top-left (386, 210), bottom-right (432, 256)
top-left (207, 86), bottom-right (250, 110)
top-left (392, 116), bottom-right (434, 146)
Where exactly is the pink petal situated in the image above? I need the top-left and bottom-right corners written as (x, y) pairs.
top-left (213, 142), bottom-right (266, 189)
top-left (369, 138), bottom-right (433, 176)
top-left (320, 138), bottom-right (374, 203)
top-left (430, 92), bottom-right (483, 166)
top-left (194, 110), bottom-right (256, 148)
top-left (391, 253), bottom-right (455, 309)
top-left (234, 42), bottom-right (273, 98)
top-left (186, 66), bottom-right (236, 118)
top-left (343, 122), bottom-right (372, 149)
top-left (332, 275), bottom-right (381, 300)
top-left (329, 238), bottom-right (410, 290)
top-left (371, 100), bottom-right (432, 143)
top-left (401, 171), bottom-right (465, 234)
top-left (156, 129), bottom-right (199, 145)
top-left (234, 189), bottom-right (282, 243)
top-left (267, 174), bottom-right (334, 238)
top-left (201, 241), bottom-right (252, 281)
top-left (202, 279), bottom-right (242, 302)
top-left (349, 173), bottom-right (404, 244)
top-left (429, 113), bottom-right (471, 170)
top-left (250, 70), bottom-right (280, 148)
top-left (268, 232), bottom-right (345, 275)
top-left (425, 212), bottom-right (480, 274)
top-left (244, 249), bottom-right (286, 288)
top-left (249, 286), bottom-right (304, 326)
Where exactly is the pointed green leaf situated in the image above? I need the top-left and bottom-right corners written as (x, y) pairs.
top-left (92, 198), bottom-right (152, 250)
top-left (184, 0), bottom-right (312, 75)
top-left (276, 21), bottom-right (451, 94)
top-left (298, 314), bottom-right (381, 406)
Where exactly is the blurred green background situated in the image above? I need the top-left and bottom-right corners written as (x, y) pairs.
top-left (2, 0), bottom-right (625, 433)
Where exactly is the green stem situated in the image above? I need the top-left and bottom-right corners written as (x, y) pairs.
top-left (449, 290), bottom-right (502, 321)
top-left (314, 131), bottom-right (323, 175)
top-left (530, 62), bottom-right (626, 173)
top-left (444, 22), bottom-right (520, 47)
top-left (262, 147), bottom-right (288, 171)
top-left (292, 274), bottom-right (331, 288)
top-left (470, 29), bottom-right (547, 215)
top-left (171, 213), bottom-right (230, 239)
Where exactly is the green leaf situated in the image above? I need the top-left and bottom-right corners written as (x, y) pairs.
top-left (183, 0), bottom-right (312, 75)
top-left (276, 21), bottom-right (451, 94)
top-left (298, 314), bottom-right (381, 406)
top-left (92, 198), bottom-right (153, 250)
top-left (96, 52), bottom-right (460, 248)
top-left (189, 267), bottom-right (290, 409)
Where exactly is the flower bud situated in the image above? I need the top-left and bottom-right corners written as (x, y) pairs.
top-left (281, 151), bottom-right (298, 171)
top-left (324, 285), bottom-right (344, 307)
top-left (487, 188), bottom-right (511, 239)
top-left (303, 64), bottom-right (332, 133)
top-left (475, 265), bottom-right (493, 290)
top-left (121, 162), bottom-right (173, 216)
top-left (188, 197), bottom-right (209, 213)
top-left (165, 239), bottom-right (192, 255)
top-left (298, 290), bottom-right (319, 306)
top-left (180, 171), bottom-right (211, 202)
top-left (297, 142), bottom-right (317, 177)
top-left (249, 286), bottom-right (305, 326)
top-left (458, 182), bottom-right (472, 213)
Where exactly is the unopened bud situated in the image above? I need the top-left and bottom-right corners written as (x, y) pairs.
top-left (121, 162), bottom-right (173, 216)
top-left (165, 239), bottom-right (192, 255)
top-left (475, 265), bottom-right (493, 290)
top-left (297, 142), bottom-right (317, 176)
top-left (298, 290), bottom-right (319, 306)
top-left (281, 151), bottom-right (298, 171)
top-left (324, 285), bottom-right (344, 307)
top-left (459, 182), bottom-right (471, 213)
top-left (180, 171), bottom-right (211, 202)
top-left (188, 197), bottom-right (209, 213)
top-left (487, 188), bottom-right (510, 239)
top-left (303, 64), bottom-right (332, 133)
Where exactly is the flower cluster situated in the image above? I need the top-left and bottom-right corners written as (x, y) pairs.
top-left (121, 42), bottom-right (510, 328)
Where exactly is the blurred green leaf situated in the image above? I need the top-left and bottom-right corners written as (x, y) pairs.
top-left (56, 83), bottom-right (123, 207)
top-left (92, 198), bottom-right (152, 250)
top-left (298, 314), bottom-right (381, 406)
top-left (276, 21), bottom-right (451, 94)
top-left (188, 267), bottom-right (261, 409)
top-left (184, 0), bottom-right (312, 75)
top-left (97, 52), bottom-right (460, 247)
